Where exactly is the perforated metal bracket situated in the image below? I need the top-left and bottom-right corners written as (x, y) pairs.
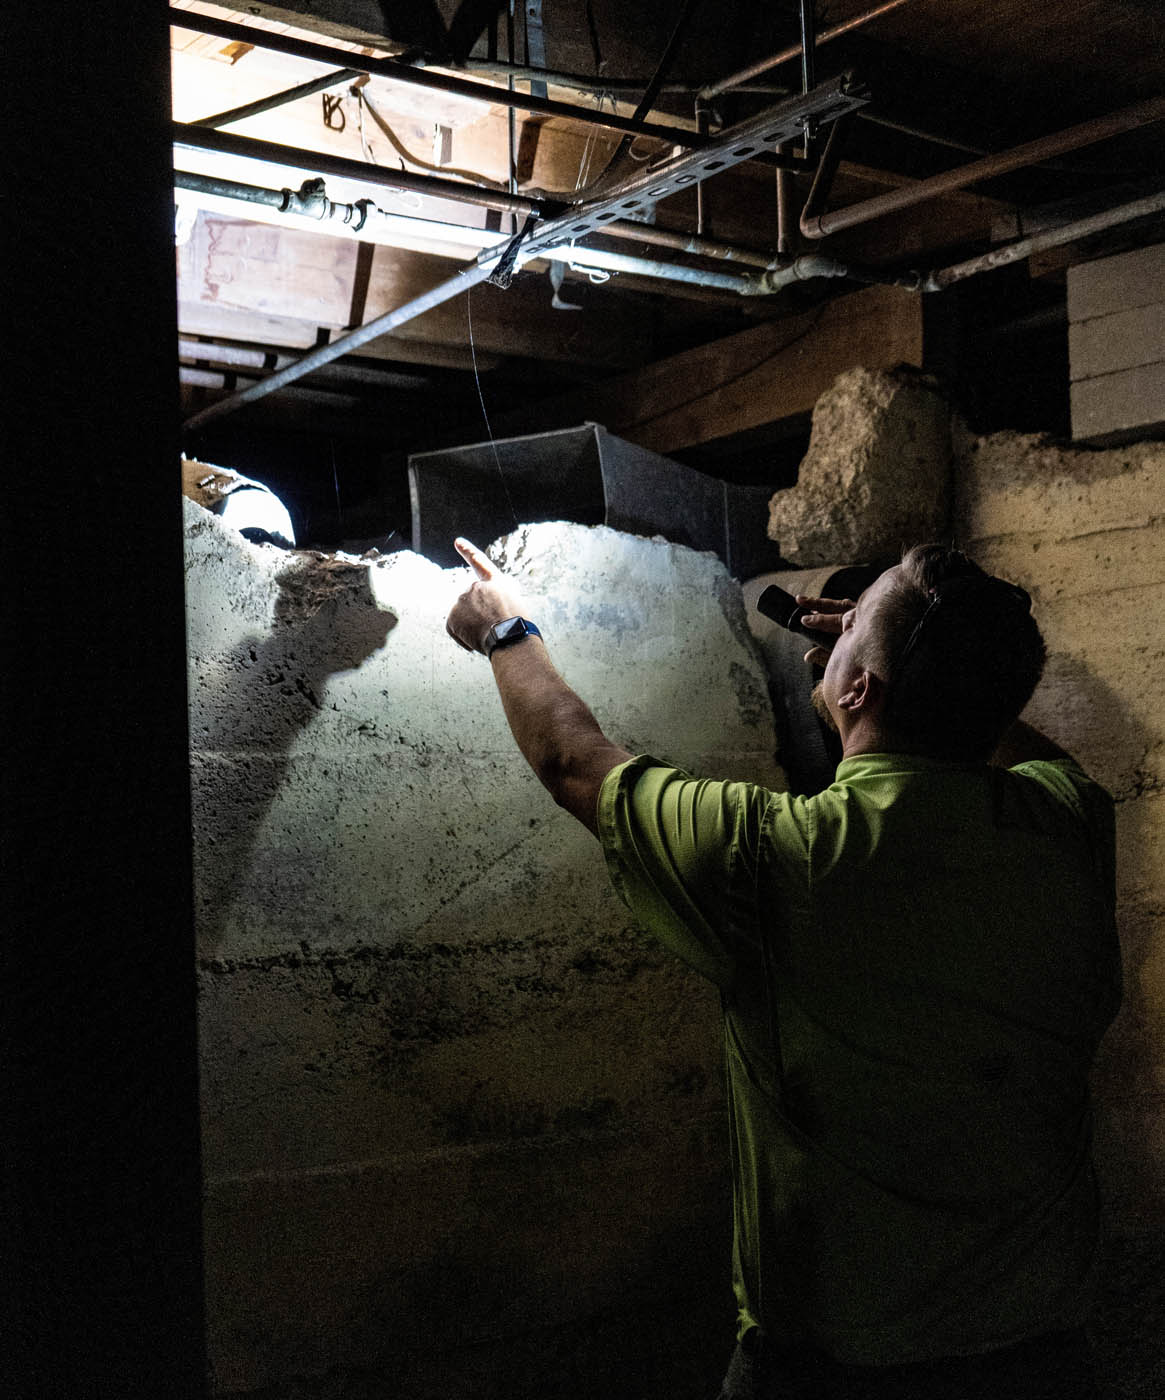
top-left (478, 73), bottom-right (869, 268)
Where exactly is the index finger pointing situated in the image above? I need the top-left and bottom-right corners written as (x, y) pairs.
top-left (454, 537), bottom-right (495, 581)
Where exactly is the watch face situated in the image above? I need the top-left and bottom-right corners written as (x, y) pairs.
top-left (494, 617), bottom-right (526, 645)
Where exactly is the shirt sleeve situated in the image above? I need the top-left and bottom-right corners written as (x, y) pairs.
top-left (596, 755), bottom-right (775, 988)
top-left (1007, 757), bottom-right (1116, 895)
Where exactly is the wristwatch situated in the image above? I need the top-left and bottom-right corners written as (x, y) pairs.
top-left (482, 616), bottom-right (542, 659)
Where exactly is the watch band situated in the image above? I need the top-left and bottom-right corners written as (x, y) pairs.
top-left (482, 616), bottom-right (542, 659)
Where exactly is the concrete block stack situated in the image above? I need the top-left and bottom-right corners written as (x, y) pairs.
top-left (1069, 242), bottom-right (1165, 445)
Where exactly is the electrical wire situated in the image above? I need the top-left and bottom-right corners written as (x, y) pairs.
top-left (466, 288), bottom-right (520, 532)
top-left (572, 0), bottom-right (706, 197)
top-left (356, 86), bottom-right (513, 191)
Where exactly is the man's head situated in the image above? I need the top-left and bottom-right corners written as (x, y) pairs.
top-left (814, 544), bottom-right (1047, 761)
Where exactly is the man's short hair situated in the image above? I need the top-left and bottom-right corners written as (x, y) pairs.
top-left (864, 544), bottom-right (1047, 760)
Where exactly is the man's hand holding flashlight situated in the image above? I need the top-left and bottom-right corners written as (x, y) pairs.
top-left (795, 594), bottom-right (855, 668)
top-left (446, 537), bottom-right (529, 654)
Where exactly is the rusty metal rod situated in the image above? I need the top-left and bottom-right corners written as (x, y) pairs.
top-left (801, 95), bottom-right (1165, 238)
top-left (183, 260), bottom-right (498, 435)
top-left (191, 68), bottom-right (360, 129)
top-left (776, 143), bottom-right (795, 257)
top-left (700, 0), bottom-right (911, 100)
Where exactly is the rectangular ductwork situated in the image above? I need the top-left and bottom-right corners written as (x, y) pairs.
top-left (409, 422), bottom-right (784, 579)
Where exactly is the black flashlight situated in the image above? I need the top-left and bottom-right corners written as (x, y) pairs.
top-left (756, 585), bottom-right (816, 635)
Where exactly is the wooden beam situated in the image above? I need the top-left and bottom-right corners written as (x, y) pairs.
top-left (493, 283), bottom-right (925, 453)
top-left (176, 209), bottom-right (655, 370)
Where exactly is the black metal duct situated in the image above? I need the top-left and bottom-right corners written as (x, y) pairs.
top-left (408, 422), bottom-right (784, 579)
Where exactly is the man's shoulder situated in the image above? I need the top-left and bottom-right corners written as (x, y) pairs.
top-left (1004, 756), bottom-right (1114, 826)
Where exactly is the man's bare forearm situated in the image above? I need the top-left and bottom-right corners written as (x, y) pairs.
top-left (490, 639), bottom-right (632, 833)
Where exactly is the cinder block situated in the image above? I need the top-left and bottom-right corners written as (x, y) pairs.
top-left (1070, 360), bottom-right (1165, 443)
top-left (1069, 301), bottom-right (1165, 380)
top-left (1068, 243), bottom-right (1165, 323)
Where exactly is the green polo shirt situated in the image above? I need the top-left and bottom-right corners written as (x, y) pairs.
top-left (597, 752), bottom-right (1120, 1365)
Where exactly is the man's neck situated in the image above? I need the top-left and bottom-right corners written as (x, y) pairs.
top-left (839, 721), bottom-right (974, 763)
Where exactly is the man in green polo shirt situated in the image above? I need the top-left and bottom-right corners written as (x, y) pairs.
top-left (446, 537), bottom-right (1120, 1399)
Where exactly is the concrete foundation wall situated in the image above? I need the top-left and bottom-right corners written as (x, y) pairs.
top-left (186, 506), bottom-right (783, 1396)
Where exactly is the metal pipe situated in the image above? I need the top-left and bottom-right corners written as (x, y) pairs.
top-left (506, 0), bottom-right (518, 199)
top-left (776, 144), bottom-right (795, 257)
top-left (192, 68), bottom-right (360, 129)
top-left (183, 78), bottom-right (867, 432)
top-left (606, 222), bottom-right (773, 267)
top-left (174, 122), bottom-right (547, 218)
top-left (801, 95), bottom-right (1165, 238)
top-left (176, 171), bottom-right (288, 212)
top-left (854, 110), bottom-right (1148, 177)
top-left (695, 101), bottom-right (711, 236)
top-left (175, 168), bottom-right (762, 291)
top-left (800, 112), bottom-right (849, 225)
top-left (178, 338), bottom-right (428, 386)
top-left (799, 0), bottom-right (816, 109)
top-left (756, 252), bottom-right (917, 292)
top-left (916, 187), bottom-right (1165, 292)
top-left (528, 245), bottom-right (759, 292)
top-left (700, 0), bottom-right (911, 100)
top-left (176, 149), bottom-right (776, 267)
top-left (169, 6), bottom-right (709, 150)
top-left (176, 170), bottom-right (374, 228)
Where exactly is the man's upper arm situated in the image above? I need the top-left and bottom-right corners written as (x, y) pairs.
top-left (551, 740), bottom-right (634, 834)
top-left (595, 757), bottom-right (777, 987)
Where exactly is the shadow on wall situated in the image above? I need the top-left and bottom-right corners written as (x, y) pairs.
top-left (190, 556), bottom-right (395, 955)
top-left (1025, 651), bottom-right (1165, 1396)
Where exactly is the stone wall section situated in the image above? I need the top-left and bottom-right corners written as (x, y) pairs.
top-left (185, 504), bottom-right (784, 1396)
top-left (953, 430), bottom-right (1165, 1394)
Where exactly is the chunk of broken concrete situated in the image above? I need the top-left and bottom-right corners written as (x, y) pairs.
top-left (767, 367), bottom-right (954, 566)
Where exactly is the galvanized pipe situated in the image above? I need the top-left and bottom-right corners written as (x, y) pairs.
top-left (169, 6), bottom-right (708, 151)
top-left (192, 68), bottom-right (360, 129)
top-left (529, 245), bottom-right (759, 292)
top-left (175, 134), bottom-right (777, 266)
top-left (801, 95), bottom-right (1165, 238)
top-left (176, 171), bottom-right (289, 214)
top-left (174, 168), bottom-right (763, 291)
top-left (174, 122), bottom-right (547, 219)
top-left (916, 187), bottom-right (1165, 292)
top-left (757, 253), bottom-right (917, 292)
top-left (699, 0), bottom-right (911, 100)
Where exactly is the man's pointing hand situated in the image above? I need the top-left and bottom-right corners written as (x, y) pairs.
top-left (446, 537), bottom-right (527, 654)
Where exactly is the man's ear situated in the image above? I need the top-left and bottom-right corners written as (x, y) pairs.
top-left (838, 669), bottom-right (887, 716)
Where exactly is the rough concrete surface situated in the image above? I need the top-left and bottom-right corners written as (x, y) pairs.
top-left (768, 366), bottom-right (953, 565)
top-left (953, 428), bottom-right (1165, 1397)
top-left (186, 505), bottom-right (783, 1397)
